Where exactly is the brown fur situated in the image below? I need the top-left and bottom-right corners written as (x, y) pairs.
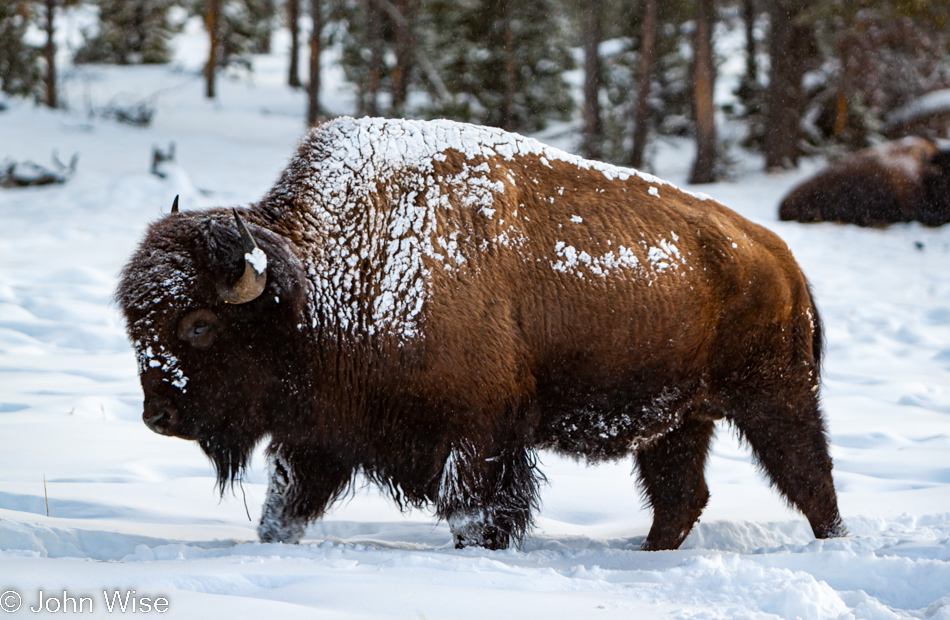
top-left (779, 136), bottom-right (950, 226)
top-left (117, 118), bottom-right (845, 551)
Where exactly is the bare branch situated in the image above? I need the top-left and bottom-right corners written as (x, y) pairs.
top-left (1, 152), bottom-right (79, 188)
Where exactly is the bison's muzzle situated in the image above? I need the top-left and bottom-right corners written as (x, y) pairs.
top-left (143, 398), bottom-right (181, 437)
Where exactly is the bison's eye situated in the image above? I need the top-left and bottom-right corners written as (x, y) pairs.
top-left (178, 309), bottom-right (220, 348)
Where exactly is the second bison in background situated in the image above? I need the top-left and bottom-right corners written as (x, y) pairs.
top-left (779, 137), bottom-right (950, 227)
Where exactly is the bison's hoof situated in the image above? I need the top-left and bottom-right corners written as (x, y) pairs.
top-left (816, 516), bottom-right (848, 539)
top-left (450, 519), bottom-right (510, 550)
top-left (258, 518), bottom-right (305, 544)
top-left (454, 533), bottom-right (509, 550)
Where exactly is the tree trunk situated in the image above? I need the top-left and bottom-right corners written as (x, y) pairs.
top-left (364, 0), bottom-right (382, 116)
top-left (743, 0), bottom-right (756, 88)
top-left (501, 3), bottom-right (517, 131)
top-left (689, 0), bottom-right (717, 184)
top-left (43, 0), bottom-right (56, 108)
top-left (832, 32), bottom-right (853, 140)
top-left (582, 0), bottom-right (603, 160)
top-left (259, 0), bottom-right (274, 53)
top-left (205, 0), bottom-right (220, 99)
top-left (390, 0), bottom-right (416, 115)
top-left (630, 0), bottom-right (657, 169)
top-left (373, 0), bottom-right (447, 104)
top-left (288, 0), bottom-right (301, 88)
top-left (307, 0), bottom-right (322, 126)
top-left (764, 0), bottom-right (809, 170)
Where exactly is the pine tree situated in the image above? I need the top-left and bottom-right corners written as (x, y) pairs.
top-left (307, 0), bottom-right (322, 125)
top-left (216, 0), bottom-right (274, 67)
top-left (191, 0), bottom-right (276, 98)
top-left (35, 0), bottom-right (81, 108)
top-left (287, 0), bottom-right (301, 87)
top-left (599, 0), bottom-right (692, 166)
top-left (0, 0), bottom-right (41, 98)
top-left (364, 0), bottom-right (384, 116)
top-left (256, 0), bottom-right (274, 52)
top-left (581, 0), bottom-right (604, 160)
top-left (75, 0), bottom-right (180, 64)
top-left (420, 0), bottom-right (574, 133)
top-left (205, 0), bottom-right (219, 97)
top-left (41, 0), bottom-right (57, 106)
top-left (389, 0), bottom-right (417, 115)
top-left (689, 0), bottom-right (717, 183)
top-left (763, 0), bottom-right (815, 169)
top-left (629, 0), bottom-right (657, 169)
top-left (802, 1), bottom-right (950, 148)
top-left (731, 0), bottom-right (766, 151)
top-left (329, 0), bottom-right (387, 115)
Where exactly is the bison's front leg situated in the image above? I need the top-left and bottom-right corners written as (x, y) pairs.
top-left (258, 455), bottom-right (305, 543)
top-left (258, 446), bottom-right (351, 544)
top-left (436, 440), bottom-right (541, 550)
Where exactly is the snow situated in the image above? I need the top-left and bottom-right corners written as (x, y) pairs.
top-left (886, 89), bottom-right (950, 128)
top-left (1, 17), bottom-right (949, 620)
top-left (245, 248), bottom-right (267, 275)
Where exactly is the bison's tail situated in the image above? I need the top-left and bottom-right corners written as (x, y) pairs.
top-left (805, 280), bottom-right (824, 375)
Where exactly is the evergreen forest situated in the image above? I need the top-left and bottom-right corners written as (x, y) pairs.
top-left (2, 0), bottom-right (950, 181)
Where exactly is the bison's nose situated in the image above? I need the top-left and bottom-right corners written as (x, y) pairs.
top-left (143, 401), bottom-right (180, 436)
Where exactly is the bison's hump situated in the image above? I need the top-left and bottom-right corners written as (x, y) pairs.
top-left (269, 118), bottom-right (717, 344)
top-left (297, 116), bottom-right (712, 202)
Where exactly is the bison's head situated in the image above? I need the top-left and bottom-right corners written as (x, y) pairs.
top-left (116, 205), bottom-right (310, 489)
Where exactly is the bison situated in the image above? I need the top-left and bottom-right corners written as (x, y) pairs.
top-left (117, 117), bottom-right (845, 551)
top-left (778, 136), bottom-right (950, 227)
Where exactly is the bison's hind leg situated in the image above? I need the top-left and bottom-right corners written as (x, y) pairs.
top-left (437, 440), bottom-right (542, 550)
top-left (636, 414), bottom-right (716, 551)
top-left (726, 391), bottom-right (846, 540)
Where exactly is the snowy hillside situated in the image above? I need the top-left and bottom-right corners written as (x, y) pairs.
top-left (1, 19), bottom-right (949, 620)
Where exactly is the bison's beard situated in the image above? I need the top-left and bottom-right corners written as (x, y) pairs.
top-left (199, 430), bottom-right (262, 494)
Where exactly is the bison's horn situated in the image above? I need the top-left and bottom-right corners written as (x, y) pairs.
top-left (171, 195), bottom-right (179, 214)
top-left (217, 209), bottom-right (267, 304)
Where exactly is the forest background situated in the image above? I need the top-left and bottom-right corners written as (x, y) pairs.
top-left (3, 0), bottom-right (950, 181)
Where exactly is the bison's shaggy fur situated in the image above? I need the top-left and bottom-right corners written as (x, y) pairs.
top-left (118, 117), bottom-right (845, 551)
top-left (778, 137), bottom-right (950, 227)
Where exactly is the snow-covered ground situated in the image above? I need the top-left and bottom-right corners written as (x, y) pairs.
top-left (1, 18), bottom-right (949, 620)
